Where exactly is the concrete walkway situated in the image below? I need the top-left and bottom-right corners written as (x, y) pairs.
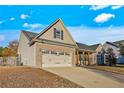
top-left (44, 67), bottom-right (124, 88)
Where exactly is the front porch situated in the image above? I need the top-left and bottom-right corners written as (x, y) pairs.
top-left (75, 49), bottom-right (96, 66)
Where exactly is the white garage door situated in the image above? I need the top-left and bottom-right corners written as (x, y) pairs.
top-left (42, 49), bottom-right (72, 67)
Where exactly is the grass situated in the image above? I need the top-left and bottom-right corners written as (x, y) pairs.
top-left (85, 65), bottom-right (124, 75)
top-left (116, 64), bottom-right (124, 68)
top-left (0, 66), bottom-right (82, 88)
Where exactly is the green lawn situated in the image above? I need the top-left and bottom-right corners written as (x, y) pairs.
top-left (116, 64), bottom-right (124, 67)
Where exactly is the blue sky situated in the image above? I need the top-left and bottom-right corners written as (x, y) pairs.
top-left (0, 5), bottom-right (124, 47)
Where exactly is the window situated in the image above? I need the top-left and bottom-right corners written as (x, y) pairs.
top-left (42, 49), bottom-right (49, 54)
top-left (56, 30), bottom-right (60, 39)
top-left (54, 28), bottom-right (63, 40)
top-left (51, 51), bottom-right (57, 55)
top-left (59, 52), bottom-right (64, 55)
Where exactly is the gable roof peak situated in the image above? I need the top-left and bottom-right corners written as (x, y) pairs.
top-left (28, 18), bottom-right (77, 47)
top-left (57, 18), bottom-right (62, 21)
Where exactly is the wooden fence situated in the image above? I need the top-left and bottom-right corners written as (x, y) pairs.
top-left (0, 57), bottom-right (19, 66)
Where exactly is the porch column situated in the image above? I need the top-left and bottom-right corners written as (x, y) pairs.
top-left (76, 49), bottom-right (79, 65)
top-left (82, 51), bottom-right (85, 65)
top-left (94, 53), bottom-right (96, 65)
top-left (88, 51), bottom-right (90, 65)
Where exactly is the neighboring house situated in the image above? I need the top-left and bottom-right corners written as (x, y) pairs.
top-left (103, 41), bottom-right (120, 58)
top-left (113, 40), bottom-right (124, 46)
top-left (18, 18), bottom-right (96, 68)
top-left (89, 44), bottom-right (103, 64)
top-left (103, 40), bottom-right (124, 65)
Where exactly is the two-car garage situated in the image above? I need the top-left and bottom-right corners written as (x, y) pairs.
top-left (41, 49), bottom-right (72, 67)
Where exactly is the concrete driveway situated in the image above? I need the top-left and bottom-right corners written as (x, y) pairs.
top-left (88, 68), bottom-right (124, 83)
top-left (44, 67), bottom-right (124, 88)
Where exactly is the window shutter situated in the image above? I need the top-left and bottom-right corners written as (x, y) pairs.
top-left (61, 30), bottom-right (63, 40)
top-left (54, 28), bottom-right (56, 38)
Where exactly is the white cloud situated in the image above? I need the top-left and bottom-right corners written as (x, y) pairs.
top-left (23, 23), bottom-right (29, 27)
top-left (111, 5), bottom-right (123, 10)
top-left (0, 35), bottom-right (5, 41)
top-left (20, 14), bottom-right (30, 19)
top-left (10, 17), bottom-right (15, 21)
top-left (90, 5), bottom-right (109, 11)
top-left (94, 13), bottom-right (115, 23)
top-left (68, 26), bottom-right (124, 45)
top-left (23, 23), bottom-right (47, 30)
top-left (90, 5), bottom-right (123, 11)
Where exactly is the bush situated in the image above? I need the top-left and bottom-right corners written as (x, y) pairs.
top-left (20, 62), bottom-right (23, 66)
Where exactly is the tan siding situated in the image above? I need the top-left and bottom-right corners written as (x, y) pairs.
top-left (39, 20), bottom-right (75, 45)
top-left (18, 32), bottom-right (36, 66)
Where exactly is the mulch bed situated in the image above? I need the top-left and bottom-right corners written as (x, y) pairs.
top-left (0, 66), bottom-right (82, 88)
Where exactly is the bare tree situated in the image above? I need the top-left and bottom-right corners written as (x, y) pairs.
top-left (8, 40), bottom-right (19, 56)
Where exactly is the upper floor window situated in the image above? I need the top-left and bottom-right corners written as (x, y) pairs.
top-left (54, 28), bottom-right (63, 40)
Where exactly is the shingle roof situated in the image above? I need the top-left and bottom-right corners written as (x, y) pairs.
top-left (22, 30), bottom-right (38, 41)
top-left (22, 31), bottom-right (95, 51)
top-left (106, 41), bottom-right (119, 48)
top-left (76, 42), bottom-right (93, 51)
top-left (89, 44), bottom-right (101, 51)
top-left (113, 40), bottom-right (124, 45)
